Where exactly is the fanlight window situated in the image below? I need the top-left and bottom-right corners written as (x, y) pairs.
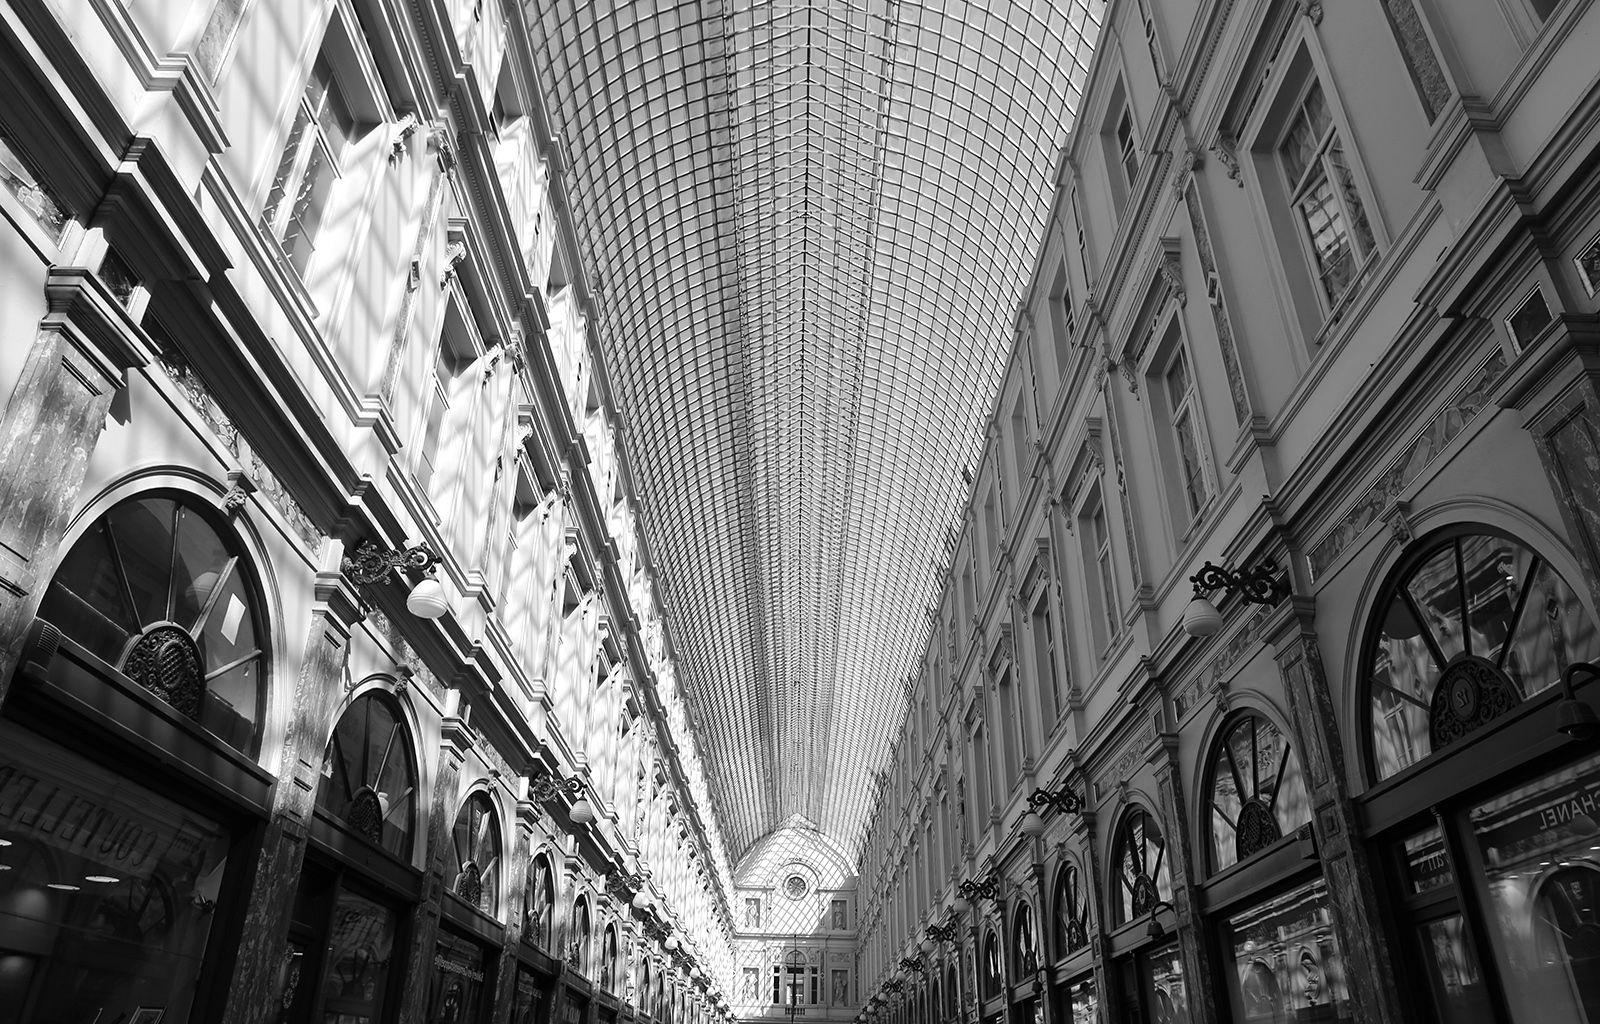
top-left (446, 792), bottom-right (501, 915)
top-left (1052, 863), bottom-right (1090, 957)
top-left (981, 929), bottom-right (1002, 996)
top-left (41, 495), bottom-right (267, 751)
top-left (1112, 806), bottom-right (1171, 924)
top-left (1011, 903), bottom-right (1039, 978)
top-left (526, 854), bottom-right (554, 950)
top-left (1367, 532), bottom-right (1599, 780)
top-left (1206, 712), bottom-right (1311, 872)
top-left (946, 966), bottom-right (958, 1016)
top-left (316, 693), bottom-right (416, 857)
top-left (574, 898), bottom-right (593, 975)
top-left (602, 923), bottom-right (619, 990)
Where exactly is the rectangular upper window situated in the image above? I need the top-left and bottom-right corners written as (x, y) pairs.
top-left (1277, 81), bottom-right (1376, 312)
top-left (1162, 341), bottom-right (1210, 524)
top-left (262, 53), bottom-right (357, 275)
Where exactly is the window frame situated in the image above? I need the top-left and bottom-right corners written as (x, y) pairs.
top-left (1076, 484), bottom-right (1120, 655)
top-left (1142, 315), bottom-right (1217, 541)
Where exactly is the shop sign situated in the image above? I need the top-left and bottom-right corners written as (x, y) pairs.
top-left (0, 756), bottom-right (214, 880)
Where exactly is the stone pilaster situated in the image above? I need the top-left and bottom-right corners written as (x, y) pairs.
top-left (1068, 811), bottom-right (1117, 1024)
top-left (488, 782), bottom-right (538, 1024)
top-left (397, 720), bottom-right (468, 1024)
top-left (1150, 741), bottom-right (1220, 1024)
top-left (219, 563), bottom-right (363, 1024)
top-left (0, 268), bottom-right (152, 709)
top-left (1272, 610), bottom-right (1405, 1024)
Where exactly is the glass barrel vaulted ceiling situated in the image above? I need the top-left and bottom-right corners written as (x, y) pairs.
top-left (526, 0), bottom-right (1103, 862)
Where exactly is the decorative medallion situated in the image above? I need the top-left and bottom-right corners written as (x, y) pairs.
top-left (783, 874), bottom-right (809, 900)
top-left (1428, 656), bottom-right (1520, 749)
top-left (124, 625), bottom-right (204, 719)
top-left (347, 787), bottom-right (386, 844)
top-left (1065, 920), bottom-right (1088, 953)
top-left (455, 861), bottom-right (484, 906)
top-left (1234, 798), bottom-right (1282, 861)
top-left (1129, 872), bottom-right (1158, 918)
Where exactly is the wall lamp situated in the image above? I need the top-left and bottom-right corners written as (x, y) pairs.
top-left (530, 770), bottom-right (596, 825)
top-left (342, 539), bottom-right (450, 619)
top-left (1182, 560), bottom-right (1288, 637)
top-left (900, 956), bottom-right (925, 974)
top-left (925, 921), bottom-right (959, 946)
top-left (1145, 900), bottom-right (1174, 941)
top-left (1021, 784), bottom-right (1083, 837)
top-left (1559, 663), bottom-right (1600, 741)
top-left (606, 869), bottom-right (653, 910)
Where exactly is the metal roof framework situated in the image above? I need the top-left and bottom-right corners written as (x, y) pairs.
top-left (527, 0), bottom-right (1103, 862)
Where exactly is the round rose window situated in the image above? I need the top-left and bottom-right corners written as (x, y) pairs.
top-left (783, 874), bottom-right (809, 900)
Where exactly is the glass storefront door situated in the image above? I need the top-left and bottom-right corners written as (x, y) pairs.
top-left (1218, 879), bottom-right (1353, 1024)
top-left (427, 927), bottom-right (491, 1024)
top-left (276, 860), bottom-right (402, 1024)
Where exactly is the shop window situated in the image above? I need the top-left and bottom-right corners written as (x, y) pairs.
top-left (1111, 806), bottom-right (1172, 925)
top-left (428, 928), bottom-right (492, 1024)
top-left (1205, 712), bottom-right (1311, 873)
top-left (1149, 327), bottom-right (1213, 535)
top-left (511, 963), bottom-right (551, 1024)
top-left (40, 494), bottom-right (267, 753)
top-left (1011, 902), bottom-right (1040, 978)
top-left (277, 862), bottom-right (402, 1024)
top-left (1365, 531), bottom-right (1600, 781)
top-left (316, 692), bottom-right (417, 858)
top-left (1066, 977), bottom-right (1098, 1023)
top-left (1219, 878), bottom-right (1354, 1023)
top-left (1470, 751), bottom-right (1600, 1022)
top-left (574, 898), bottom-right (593, 976)
top-left (982, 929), bottom-right (1002, 997)
top-left (525, 854), bottom-right (554, 951)
top-left (445, 792), bottom-right (502, 917)
top-left (601, 924), bottom-right (619, 992)
top-left (0, 722), bottom-right (232, 1024)
top-left (1052, 863), bottom-right (1091, 959)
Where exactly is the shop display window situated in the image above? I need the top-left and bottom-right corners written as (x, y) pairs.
top-left (428, 928), bottom-right (491, 1024)
top-left (1219, 878), bottom-right (1352, 1024)
top-left (1207, 712), bottom-right (1311, 872)
top-left (317, 693), bottom-right (417, 859)
top-left (39, 495), bottom-right (268, 752)
top-left (1471, 750), bottom-right (1600, 1023)
top-left (1066, 976), bottom-right (1096, 1024)
top-left (525, 854), bottom-right (554, 951)
top-left (1366, 532), bottom-right (1599, 780)
top-left (0, 722), bottom-right (230, 1024)
top-left (1414, 915), bottom-right (1493, 1024)
top-left (1119, 941), bottom-right (1187, 1024)
top-left (275, 862), bottom-right (402, 1024)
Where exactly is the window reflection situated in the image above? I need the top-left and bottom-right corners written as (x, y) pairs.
top-left (1416, 916), bottom-right (1493, 1024)
top-left (1220, 880), bottom-right (1352, 1024)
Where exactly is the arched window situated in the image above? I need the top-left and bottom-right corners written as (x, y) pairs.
top-left (40, 494), bottom-right (267, 751)
top-left (1205, 711), bottom-right (1311, 873)
top-left (639, 959), bottom-right (652, 1013)
top-left (1366, 530), bottom-right (1599, 780)
top-left (316, 692), bottom-right (416, 857)
top-left (446, 791), bottom-right (501, 916)
top-left (574, 897), bottom-right (593, 976)
top-left (1010, 902), bottom-right (1038, 978)
top-left (945, 965), bottom-right (957, 1016)
top-left (526, 854), bottom-right (554, 950)
top-left (981, 929), bottom-right (1001, 997)
top-left (930, 976), bottom-right (941, 1022)
top-left (1052, 862), bottom-right (1090, 958)
top-left (1111, 805), bottom-right (1171, 924)
top-left (602, 923), bottom-right (619, 990)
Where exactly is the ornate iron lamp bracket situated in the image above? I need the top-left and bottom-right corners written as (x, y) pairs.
top-left (1188, 560), bottom-right (1287, 605)
top-left (342, 540), bottom-right (440, 587)
top-left (956, 874), bottom-right (1000, 903)
top-left (926, 922), bottom-right (958, 943)
top-left (530, 770), bottom-right (584, 803)
top-left (1027, 785), bottom-right (1083, 816)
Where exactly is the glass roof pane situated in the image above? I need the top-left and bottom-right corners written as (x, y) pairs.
top-left (527, 0), bottom-right (1102, 861)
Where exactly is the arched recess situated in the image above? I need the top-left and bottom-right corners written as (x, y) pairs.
top-left (573, 894), bottom-right (594, 976)
top-left (39, 491), bottom-right (270, 752)
top-left (316, 689), bottom-right (418, 858)
top-left (525, 851), bottom-right (556, 951)
top-left (601, 921), bottom-right (620, 991)
top-left (1051, 860), bottom-right (1091, 960)
top-left (1109, 804), bottom-right (1171, 925)
top-left (446, 789), bottom-right (503, 917)
top-left (981, 928), bottom-right (1002, 998)
top-left (1203, 708), bottom-right (1311, 874)
top-left (1010, 901), bottom-right (1039, 978)
top-left (1362, 527), bottom-right (1600, 782)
